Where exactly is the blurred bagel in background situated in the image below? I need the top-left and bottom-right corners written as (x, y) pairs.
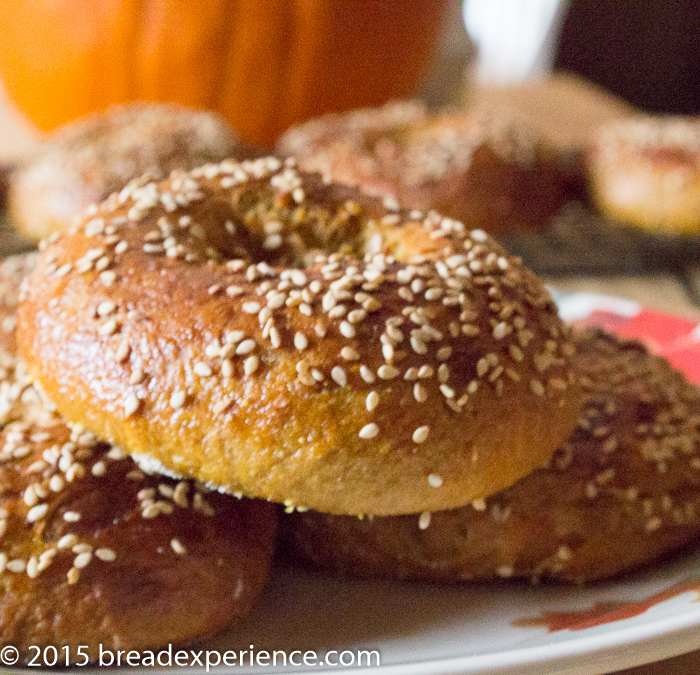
top-left (588, 115), bottom-right (700, 235)
top-left (277, 101), bottom-right (570, 237)
top-left (8, 103), bottom-right (253, 241)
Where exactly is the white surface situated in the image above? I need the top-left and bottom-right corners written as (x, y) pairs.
top-left (464, 0), bottom-right (569, 83)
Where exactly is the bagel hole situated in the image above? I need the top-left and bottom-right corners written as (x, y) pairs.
top-left (206, 184), bottom-right (449, 270)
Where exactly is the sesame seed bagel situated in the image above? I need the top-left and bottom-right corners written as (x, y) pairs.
top-left (281, 328), bottom-right (700, 582)
top-left (18, 157), bottom-right (582, 516)
top-left (588, 116), bottom-right (700, 235)
top-left (9, 103), bottom-right (250, 242)
top-left (0, 255), bottom-right (277, 658)
top-left (277, 101), bottom-right (568, 237)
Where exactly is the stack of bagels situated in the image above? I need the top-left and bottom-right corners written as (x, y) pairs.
top-left (2, 103), bottom-right (700, 660)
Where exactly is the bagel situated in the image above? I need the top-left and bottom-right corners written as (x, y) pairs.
top-left (18, 157), bottom-right (582, 516)
top-left (0, 255), bottom-right (277, 658)
top-left (588, 115), bottom-right (700, 235)
top-left (281, 328), bottom-right (700, 582)
top-left (277, 101), bottom-right (568, 237)
top-left (8, 103), bottom-right (250, 241)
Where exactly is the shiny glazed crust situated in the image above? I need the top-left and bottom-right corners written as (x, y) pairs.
top-left (282, 329), bottom-right (700, 582)
top-left (588, 116), bottom-right (700, 235)
top-left (0, 255), bottom-right (277, 658)
top-left (8, 103), bottom-right (245, 241)
top-left (277, 101), bottom-right (568, 236)
top-left (18, 157), bottom-right (582, 516)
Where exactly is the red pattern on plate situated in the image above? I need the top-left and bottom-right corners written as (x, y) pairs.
top-left (513, 577), bottom-right (700, 633)
top-left (574, 309), bottom-right (700, 385)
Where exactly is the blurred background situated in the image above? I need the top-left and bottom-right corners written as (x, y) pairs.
top-left (2, 0), bottom-right (700, 154)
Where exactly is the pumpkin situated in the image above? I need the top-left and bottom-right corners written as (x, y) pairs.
top-left (0, 0), bottom-right (451, 148)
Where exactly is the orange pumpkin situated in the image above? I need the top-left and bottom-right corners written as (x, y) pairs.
top-left (0, 0), bottom-right (451, 147)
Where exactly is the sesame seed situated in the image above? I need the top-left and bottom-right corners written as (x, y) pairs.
top-left (339, 321), bottom-right (356, 338)
top-left (54, 263), bottom-right (72, 277)
top-left (97, 300), bottom-right (116, 316)
top-left (100, 270), bottom-right (117, 286)
top-left (171, 538), bottom-right (186, 555)
top-left (236, 339), bottom-right (256, 355)
top-left (205, 343), bottom-right (220, 358)
top-left (95, 256), bottom-right (111, 271)
top-left (366, 391), bottom-right (379, 411)
top-left (347, 309), bottom-right (366, 324)
top-left (493, 322), bottom-right (512, 340)
top-left (427, 474), bottom-right (443, 488)
top-left (472, 498), bottom-right (487, 511)
top-left (115, 340), bottom-right (131, 362)
top-left (107, 447), bottom-right (126, 460)
top-left (194, 362), bottom-right (212, 377)
top-left (170, 391), bottom-right (186, 409)
top-left (244, 355), bottom-right (260, 375)
top-left (27, 503), bottom-right (48, 523)
top-left (414, 383), bottom-right (428, 402)
top-left (91, 461), bottom-right (106, 476)
top-left (267, 292), bottom-right (286, 309)
top-left (72, 543), bottom-right (92, 554)
top-left (496, 565), bottom-right (514, 578)
top-left (436, 346), bottom-right (452, 361)
top-left (221, 360), bottom-right (233, 378)
top-left (328, 305), bottom-right (346, 319)
top-left (49, 475), bottom-right (65, 491)
top-left (124, 394), bottom-right (140, 417)
top-left (7, 559), bottom-right (26, 573)
top-left (242, 301), bottom-right (261, 314)
top-left (331, 366), bottom-right (347, 387)
top-left (340, 346), bottom-right (359, 360)
top-left (509, 344), bottom-right (524, 362)
top-left (67, 567), bottom-right (80, 584)
top-left (646, 516), bottom-right (662, 532)
top-left (95, 548), bottom-right (116, 562)
top-left (360, 365), bottom-right (375, 383)
top-left (294, 332), bottom-right (309, 350)
top-left (98, 319), bottom-right (119, 336)
top-left (530, 379), bottom-right (546, 396)
top-left (378, 365), bottom-right (399, 380)
top-left (359, 423), bottom-right (379, 439)
top-left (66, 463), bottom-right (85, 482)
top-left (23, 486), bottom-right (37, 507)
top-left (26, 556), bottom-right (39, 579)
top-left (291, 270), bottom-right (307, 286)
top-left (410, 336), bottom-right (428, 355)
top-left (129, 368), bottom-right (145, 385)
top-left (226, 285), bottom-right (243, 297)
top-left (57, 534), bottom-right (78, 549)
top-left (418, 512), bottom-right (432, 529)
top-left (413, 426), bottom-right (430, 444)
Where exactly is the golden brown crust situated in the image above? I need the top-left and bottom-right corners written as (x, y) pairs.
top-left (8, 103), bottom-right (249, 241)
top-left (588, 116), bottom-right (700, 235)
top-left (277, 101), bottom-right (568, 237)
top-left (18, 157), bottom-right (582, 516)
top-left (0, 255), bottom-right (277, 658)
top-left (281, 328), bottom-right (700, 582)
